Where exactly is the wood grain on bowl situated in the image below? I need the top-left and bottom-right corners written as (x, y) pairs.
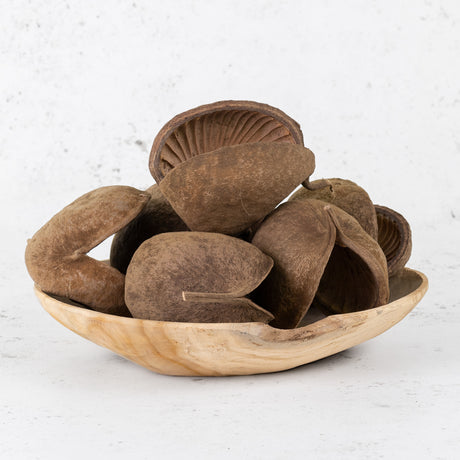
top-left (34, 268), bottom-right (428, 377)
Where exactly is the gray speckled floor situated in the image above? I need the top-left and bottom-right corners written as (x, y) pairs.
top-left (1, 1), bottom-right (459, 459)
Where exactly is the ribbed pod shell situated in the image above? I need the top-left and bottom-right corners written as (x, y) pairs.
top-left (375, 205), bottom-right (412, 277)
top-left (149, 100), bottom-right (304, 183)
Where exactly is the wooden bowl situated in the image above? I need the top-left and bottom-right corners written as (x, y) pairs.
top-left (34, 267), bottom-right (428, 377)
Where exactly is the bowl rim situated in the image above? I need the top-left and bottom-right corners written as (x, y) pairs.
top-left (34, 267), bottom-right (428, 341)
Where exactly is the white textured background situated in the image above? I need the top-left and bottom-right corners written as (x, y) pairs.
top-left (1, 1), bottom-right (459, 459)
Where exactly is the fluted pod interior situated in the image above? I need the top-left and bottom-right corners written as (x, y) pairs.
top-left (149, 100), bottom-right (304, 183)
top-left (375, 205), bottom-right (412, 277)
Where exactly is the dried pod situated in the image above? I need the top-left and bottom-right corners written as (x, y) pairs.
top-left (125, 232), bottom-right (275, 323)
top-left (315, 205), bottom-right (390, 315)
top-left (251, 200), bottom-right (336, 329)
top-left (25, 186), bottom-right (149, 315)
top-left (290, 178), bottom-right (378, 239)
top-left (149, 100), bottom-right (304, 183)
top-left (159, 143), bottom-right (315, 235)
top-left (110, 184), bottom-right (188, 274)
top-left (375, 205), bottom-right (412, 277)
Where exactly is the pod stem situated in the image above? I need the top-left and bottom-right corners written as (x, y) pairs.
top-left (302, 177), bottom-right (332, 191)
top-left (182, 291), bottom-right (275, 320)
top-left (182, 291), bottom-right (242, 303)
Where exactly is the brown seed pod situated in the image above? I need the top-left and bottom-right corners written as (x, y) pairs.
top-left (149, 100), bottom-right (304, 183)
top-left (251, 200), bottom-right (336, 329)
top-left (290, 178), bottom-right (378, 240)
top-left (159, 143), bottom-right (316, 235)
top-left (375, 205), bottom-right (412, 277)
top-left (315, 205), bottom-right (390, 315)
top-left (110, 184), bottom-right (188, 274)
top-left (25, 186), bottom-right (149, 315)
top-left (125, 232), bottom-right (274, 323)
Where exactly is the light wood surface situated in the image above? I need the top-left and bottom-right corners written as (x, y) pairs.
top-left (34, 268), bottom-right (428, 376)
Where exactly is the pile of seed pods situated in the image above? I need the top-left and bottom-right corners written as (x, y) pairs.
top-left (25, 101), bottom-right (412, 329)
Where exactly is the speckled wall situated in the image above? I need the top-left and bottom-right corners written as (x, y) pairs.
top-left (2, 1), bottom-right (459, 459)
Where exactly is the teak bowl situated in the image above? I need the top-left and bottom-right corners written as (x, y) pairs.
top-left (34, 268), bottom-right (428, 377)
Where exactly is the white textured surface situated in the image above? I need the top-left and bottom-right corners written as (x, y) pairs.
top-left (1, 1), bottom-right (459, 459)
